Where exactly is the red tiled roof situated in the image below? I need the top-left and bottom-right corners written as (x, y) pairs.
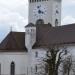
top-left (0, 32), bottom-right (27, 52)
top-left (33, 23), bottom-right (75, 48)
top-left (1, 23), bottom-right (75, 51)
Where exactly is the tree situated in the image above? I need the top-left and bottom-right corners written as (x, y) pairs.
top-left (35, 46), bottom-right (73, 75)
top-left (62, 55), bottom-right (72, 75)
top-left (43, 46), bottom-right (70, 75)
top-left (71, 60), bottom-right (75, 75)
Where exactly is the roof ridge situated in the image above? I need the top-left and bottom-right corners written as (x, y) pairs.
top-left (11, 31), bottom-right (25, 33)
top-left (61, 23), bottom-right (75, 27)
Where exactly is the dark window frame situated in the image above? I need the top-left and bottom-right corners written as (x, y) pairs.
top-left (10, 61), bottom-right (15, 75)
top-left (35, 65), bottom-right (37, 72)
top-left (55, 19), bottom-right (58, 26)
top-left (35, 51), bottom-right (38, 57)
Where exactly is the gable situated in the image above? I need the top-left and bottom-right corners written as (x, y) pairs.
top-left (0, 32), bottom-right (27, 52)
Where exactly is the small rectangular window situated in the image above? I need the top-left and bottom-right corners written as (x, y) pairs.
top-left (35, 0), bottom-right (37, 2)
top-left (32, 0), bottom-right (33, 2)
top-left (39, 0), bottom-right (41, 2)
top-left (35, 65), bottom-right (37, 72)
top-left (37, 0), bottom-right (39, 2)
top-left (35, 52), bottom-right (38, 57)
top-left (30, 0), bottom-right (31, 3)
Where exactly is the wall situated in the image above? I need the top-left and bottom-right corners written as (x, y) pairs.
top-left (31, 48), bottom-right (47, 75)
top-left (29, 1), bottom-right (53, 24)
top-left (31, 45), bottom-right (75, 75)
top-left (0, 52), bottom-right (28, 75)
top-left (1, 44), bottom-right (75, 75)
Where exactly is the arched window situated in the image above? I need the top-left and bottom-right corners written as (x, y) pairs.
top-left (10, 61), bottom-right (15, 75)
top-left (55, 19), bottom-right (58, 26)
top-left (36, 19), bottom-right (44, 25)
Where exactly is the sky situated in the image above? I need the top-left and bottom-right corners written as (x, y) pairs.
top-left (0, 0), bottom-right (75, 42)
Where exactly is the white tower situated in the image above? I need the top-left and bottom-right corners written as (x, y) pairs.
top-left (25, 23), bottom-right (36, 50)
top-left (28, 0), bottom-right (61, 26)
top-left (25, 23), bottom-right (36, 75)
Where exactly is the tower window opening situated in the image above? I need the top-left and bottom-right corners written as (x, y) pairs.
top-left (30, 0), bottom-right (34, 3)
top-left (32, 0), bottom-right (35, 3)
top-left (30, 0), bottom-right (31, 3)
top-left (56, 10), bottom-right (59, 14)
top-left (36, 0), bottom-right (41, 2)
top-left (35, 0), bottom-right (37, 2)
top-left (37, 0), bottom-right (39, 2)
top-left (36, 19), bottom-right (44, 25)
top-left (29, 0), bottom-right (48, 3)
top-left (55, 19), bottom-right (58, 26)
top-left (39, 0), bottom-right (41, 2)
top-left (32, 0), bottom-right (34, 2)
top-left (42, 0), bottom-right (48, 1)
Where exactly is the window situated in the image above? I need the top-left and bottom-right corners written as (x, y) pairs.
top-left (31, 29), bottom-right (34, 32)
top-left (30, 0), bottom-right (34, 3)
top-left (30, 0), bottom-right (31, 2)
top-left (10, 61), bottom-right (15, 75)
top-left (55, 19), bottom-right (58, 26)
top-left (35, 52), bottom-right (38, 57)
top-left (56, 10), bottom-right (59, 14)
top-left (37, 0), bottom-right (39, 2)
top-left (26, 29), bottom-right (30, 34)
top-left (32, 0), bottom-right (34, 2)
top-left (39, 0), bottom-right (41, 2)
top-left (45, 64), bottom-right (48, 73)
top-left (35, 65), bottom-right (37, 72)
top-left (36, 19), bottom-right (44, 24)
top-left (35, 0), bottom-right (37, 2)
top-left (30, 0), bottom-right (48, 3)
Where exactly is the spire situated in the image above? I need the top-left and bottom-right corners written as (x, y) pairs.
top-left (10, 25), bottom-right (13, 32)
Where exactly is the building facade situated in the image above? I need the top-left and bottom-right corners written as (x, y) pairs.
top-left (0, 0), bottom-right (75, 75)
top-left (28, 0), bottom-right (61, 26)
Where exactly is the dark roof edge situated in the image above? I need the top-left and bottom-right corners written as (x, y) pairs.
top-left (32, 42), bottom-right (75, 49)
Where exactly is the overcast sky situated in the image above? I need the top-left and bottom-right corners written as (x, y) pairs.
top-left (0, 0), bottom-right (75, 42)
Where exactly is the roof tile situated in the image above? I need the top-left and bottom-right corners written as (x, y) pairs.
top-left (0, 32), bottom-right (27, 52)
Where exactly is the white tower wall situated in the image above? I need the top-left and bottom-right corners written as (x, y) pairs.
top-left (25, 27), bottom-right (36, 50)
top-left (28, 0), bottom-right (61, 26)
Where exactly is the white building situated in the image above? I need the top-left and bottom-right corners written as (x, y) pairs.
top-left (0, 0), bottom-right (75, 75)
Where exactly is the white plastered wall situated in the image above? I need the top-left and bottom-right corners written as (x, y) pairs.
top-left (0, 52), bottom-right (28, 75)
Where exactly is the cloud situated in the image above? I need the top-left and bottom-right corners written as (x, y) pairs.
top-left (0, 0), bottom-right (28, 42)
top-left (0, 0), bottom-right (75, 42)
top-left (0, 0), bottom-right (28, 31)
top-left (61, 0), bottom-right (75, 25)
top-left (62, 0), bottom-right (75, 6)
top-left (61, 16), bottom-right (75, 25)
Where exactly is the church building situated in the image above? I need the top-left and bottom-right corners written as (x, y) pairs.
top-left (0, 0), bottom-right (75, 75)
